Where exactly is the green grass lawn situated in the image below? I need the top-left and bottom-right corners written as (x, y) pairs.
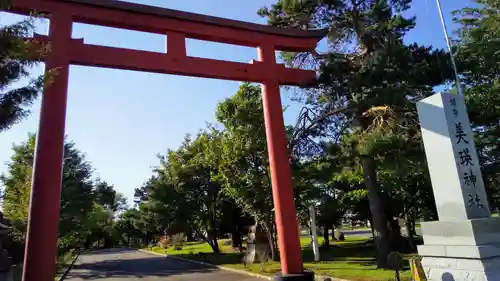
top-left (147, 237), bottom-right (413, 281)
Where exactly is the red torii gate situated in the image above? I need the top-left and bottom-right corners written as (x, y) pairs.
top-left (5, 0), bottom-right (326, 280)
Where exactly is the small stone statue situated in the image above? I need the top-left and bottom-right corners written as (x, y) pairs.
top-left (243, 223), bottom-right (271, 272)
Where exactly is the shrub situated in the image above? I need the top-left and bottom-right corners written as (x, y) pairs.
top-left (170, 233), bottom-right (186, 250)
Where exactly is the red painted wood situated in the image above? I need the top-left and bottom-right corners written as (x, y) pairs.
top-left (166, 32), bottom-right (186, 58)
top-left (259, 44), bottom-right (304, 275)
top-left (60, 0), bottom-right (325, 39)
top-left (21, 12), bottom-right (72, 281)
top-left (1, 1), bottom-right (325, 280)
top-left (10, 0), bottom-right (326, 52)
top-left (32, 35), bottom-right (317, 85)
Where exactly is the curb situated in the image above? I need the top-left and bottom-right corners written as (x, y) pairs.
top-left (138, 249), bottom-right (350, 281)
top-left (57, 249), bottom-right (81, 281)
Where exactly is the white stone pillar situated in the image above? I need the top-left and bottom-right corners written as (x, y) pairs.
top-left (309, 205), bottom-right (320, 261)
top-left (417, 92), bottom-right (500, 281)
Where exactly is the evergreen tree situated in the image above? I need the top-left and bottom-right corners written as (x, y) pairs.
top-left (0, 1), bottom-right (48, 132)
top-left (454, 0), bottom-right (500, 208)
top-left (0, 134), bottom-right (94, 251)
top-left (259, 0), bottom-right (454, 267)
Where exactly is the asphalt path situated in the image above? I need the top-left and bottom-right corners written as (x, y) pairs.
top-left (64, 249), bottom-right (263, 281)
top-left (341, 228), bottom-right (422, 237)
top-left (300, 228), bottom-right (422, 237)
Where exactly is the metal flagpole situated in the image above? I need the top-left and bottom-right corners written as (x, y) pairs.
top-left (435, 0), bottom-right (464, 96)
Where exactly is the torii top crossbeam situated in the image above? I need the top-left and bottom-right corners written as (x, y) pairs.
top-left (8, 0), bottom-right (326, 85)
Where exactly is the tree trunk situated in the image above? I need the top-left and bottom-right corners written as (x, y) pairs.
top-left (272, 229), bottom-right (278, 261)
top-left (269, 234), bottom-right (277, 261)
top-left (268, 229), bottom-right (277, 261)
top-left (405, 214), bottom-right (416, 252)
top-left (406, 221), bottom-right (416, 252)
top-left (231, 228), bottom-right (243, 250)
top-left (362, 157), bottom-right (391, 269)
top-left (389, 217), bottom-right (403, 250)
top-left (209, 238), bottom-right (220, 254)
top-left (323, 224), bottom-right (330, 246)
top-left (208, 204), bottom-right (220, 254)
top-left (262, 219), bottom-right (277, 261)
top-left (84, 235), bottom-right (91, 249)
top-left (208, 228), bottom-right (220, 254)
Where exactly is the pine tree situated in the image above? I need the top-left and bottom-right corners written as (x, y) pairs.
top-left (259, 0), bottom-right (454, 268)
top-left (0, 1), bottom-right (48, 132)
top-left (1, 134), bottom-right (95, 250)
top-left (454, 0), bottom-right (500, 208)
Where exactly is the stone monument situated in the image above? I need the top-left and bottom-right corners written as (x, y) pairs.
top-left (243, 223), bottom-right (271, 272)
top-left (417, 92), bottom-right (500, 281)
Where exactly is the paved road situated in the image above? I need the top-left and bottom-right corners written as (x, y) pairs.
top-left (300, 228), bottom-right (422, 238)
top-left (64, 249), bottom-right (263, 281)
top-left (341, 228), bottom-right (422, 237)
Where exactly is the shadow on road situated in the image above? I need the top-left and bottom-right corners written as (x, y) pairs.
top-left (78, 248), bottom-right (135, 256)
top-left (65, 252), bottom-right (216, 280)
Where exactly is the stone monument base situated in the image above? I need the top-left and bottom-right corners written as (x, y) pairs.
top-left (275, 270), bottom-right (314, 281)
top-left (418, 217), bottom-right (500, 281)
top-left (420, 256), bottom-right (500, 280)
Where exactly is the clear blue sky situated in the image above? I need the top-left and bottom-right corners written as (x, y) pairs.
top-left (0, 0), bottom-right (472, 204)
